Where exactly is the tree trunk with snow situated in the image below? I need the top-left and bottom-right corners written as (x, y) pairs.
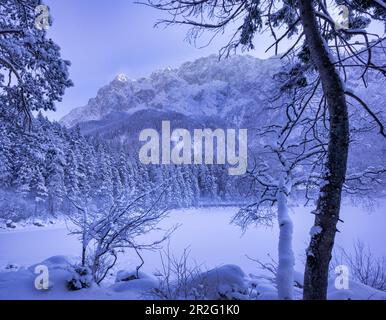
top-left (298, 0), bottom-right (350, 300)
top-left (277, 175), bottom-right (294, 300)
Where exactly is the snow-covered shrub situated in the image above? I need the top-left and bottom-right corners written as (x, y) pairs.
top-left (151, 247), bottom-right (206, 300)
top-left (66, 265), bottom-right (93, 291)
top-left (32, 219), bottom-right (45, 227)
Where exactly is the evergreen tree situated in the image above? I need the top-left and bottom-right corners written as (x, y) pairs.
top-left (64, 149), bottom-right (80, 200)
top-left (0, 0), bottom-right (72, 126)
top-left (45, 146), bottom-right (65, 214)
top-left (95, 144), bottom-right (114, 206)
top-left (31, 167), bottom-right (48, 204)
top-left (0, 125), bottom-right (13, 187)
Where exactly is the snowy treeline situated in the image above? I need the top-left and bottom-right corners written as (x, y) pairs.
top-left (1, 109), bottom-right (384, 223)
top-left (0, 114), bottom-right (245, 221)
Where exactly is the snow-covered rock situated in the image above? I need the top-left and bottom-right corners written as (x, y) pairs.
top-left (6, 219), bottom-right (16, 229)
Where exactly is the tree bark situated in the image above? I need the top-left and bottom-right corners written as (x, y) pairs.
top-left (298, 1), bottom-right (350, 300)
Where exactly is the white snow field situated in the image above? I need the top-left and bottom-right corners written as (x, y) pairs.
top-left (0, 202), bottom-right (385, 300)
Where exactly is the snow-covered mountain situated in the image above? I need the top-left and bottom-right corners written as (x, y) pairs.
top-left (59, 52), bottom-right (385, 161)
top-left (60, 55), bottom-right (282, 129)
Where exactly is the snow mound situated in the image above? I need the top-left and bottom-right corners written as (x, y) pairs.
top-left (0, 256), bottom-right (140, 299)
top-left (0, 256), bottom-right (73, 299)
top-left (112, 269), bottom-right (158, 293)
top-left (191, 264), bottom-right (248, 300)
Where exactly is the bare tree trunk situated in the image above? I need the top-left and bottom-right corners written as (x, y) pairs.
top-left (298, 1), bottom-right (350, 300)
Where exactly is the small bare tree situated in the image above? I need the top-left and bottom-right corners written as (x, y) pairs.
top-left (66, 187), bottom-right (174, 284)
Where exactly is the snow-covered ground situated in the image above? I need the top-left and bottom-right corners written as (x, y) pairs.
top-left (0, 202), bottom-right (385, 299)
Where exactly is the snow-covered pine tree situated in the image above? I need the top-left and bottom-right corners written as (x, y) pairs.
top-left (0, 0), bottom-right (72, 127)
top-left (178, 166), bottom-right (194, 207)
top-left (198, 165), bottom-right (217, 202)
top-left (187, 165), bottom-right (201, 207)
top-left (118, 150), bottom-right (129, 191)
top-left (30, 166), bottom-right (48, 215)
top-left (95, 143), bottom-right (114, 206)
top-left (112, 167), bottom-right (123, 200)
top-left (14, 164), bottom-right (33, 197)
top-left (0, 124), bottom-right (13, 187)
top-left (64, 149), bottom-right (80, 201)
top-left (161, 164), bottom-right (175, 207)
top-left (127, 155), bottom-right (138, 192)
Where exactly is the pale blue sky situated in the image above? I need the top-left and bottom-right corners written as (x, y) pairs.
top-left (43, 0), bottom-right (384, 121)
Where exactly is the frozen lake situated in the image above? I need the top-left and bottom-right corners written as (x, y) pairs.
top-left (1, 202), bottom-right (385, 275)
